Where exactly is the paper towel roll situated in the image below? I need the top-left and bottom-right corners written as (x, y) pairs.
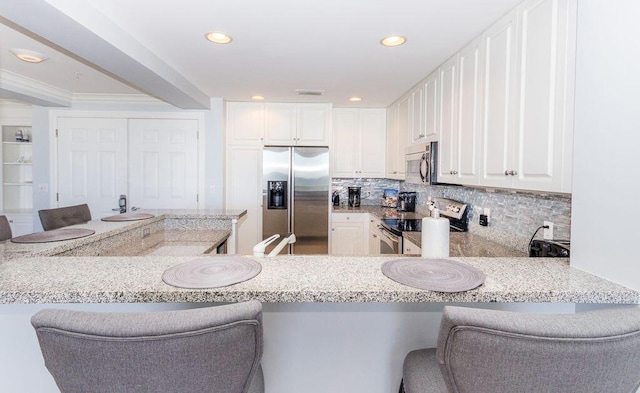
top-left (421, 215), bottom-right (450, 258)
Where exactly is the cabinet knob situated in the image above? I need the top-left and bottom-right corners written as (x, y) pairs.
top-left (346, 217), bottom-right (350, 220)
top-left (373, 234), bottom-right (377, 238)
top-left (511, 170), bottom-right (518, 176)
top-left (9, 220), bottom-right (13, 223)
top-left (504, 170), bottom-right (509, 176)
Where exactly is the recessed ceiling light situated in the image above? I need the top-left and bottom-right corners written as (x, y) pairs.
top-left (380, 35), bottom-right (407, 47)
top-left (251, 95), bottom-right (265, 101)
top-left (10, 48), bottom-right (48, 63)
top-left (349, 97), bottom-right (363, 102)
top-left (205, 32), bottom-right (233, 44)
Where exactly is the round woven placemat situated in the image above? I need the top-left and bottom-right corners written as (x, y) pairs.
top-left (101, 212), bottom-right (155, 222)
top-left (381, 258), bottom-right (485, 292)
top-left (162, 256), bottom-right (262, 289)
top-left (11, 228), bottom-right (96, 243)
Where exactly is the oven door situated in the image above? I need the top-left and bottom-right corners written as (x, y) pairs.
top-left (378, 226), bottom-right (402, 255)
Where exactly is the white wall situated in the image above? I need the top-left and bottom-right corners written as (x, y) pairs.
top-left (27, 97), bottom-right (226, 231)
top-left (571, 0), bottom-right (640, 290)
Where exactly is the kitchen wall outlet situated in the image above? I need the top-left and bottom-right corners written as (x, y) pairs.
top-left (142, 228), bottom-right (150, 238)
top-left (37, 184), bottom-right (48, 192)
top-left (543, 221), bottom-right (554, 239)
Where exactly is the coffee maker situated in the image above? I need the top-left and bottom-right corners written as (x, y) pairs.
top-left (348, 187), bottom-right (361, 207)
top-left (397, 192), bottom-right (416, 212)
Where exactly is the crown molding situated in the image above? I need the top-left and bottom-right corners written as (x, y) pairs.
top-left (0, 69), bottom-right (72, 107)
top-left (71, 93), bottom-right (163, 105)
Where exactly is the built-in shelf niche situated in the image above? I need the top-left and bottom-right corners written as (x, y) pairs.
top-left (2, 125), bottom-right (33, 212)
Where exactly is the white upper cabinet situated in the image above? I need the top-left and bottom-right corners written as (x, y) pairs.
top-left (423, 71), bottom-right (439, 141)
top-left (409, 85), bottom-right (424, 144)
top-left (385, 103), bottom-right (404, 180)
top-left (510, 0), bottom-right (576, 193)
top-left (479, 0), bottom-right (576, 193)
top-left (264, 103), bottom-right (297, 145)
top-left (332, 108), bottom-right (386, 178)
top-left (227, 102), bottom-right (265, 145)
top-left (296, 104), bottom-right (331, 146)
top-left (455, 37), bottom-right (483, 185)
top-left (437, 55), bottom-right (459, 183)
top-left (265, 103), bottom-right (331, 146)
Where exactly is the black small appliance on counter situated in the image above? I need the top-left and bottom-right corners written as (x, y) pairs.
top-left (529, 239), bottom-right (570, 257)
top-left (348, 187), bottom-right (361, 207)
top-left (397, 192), bottom-right (416, 212)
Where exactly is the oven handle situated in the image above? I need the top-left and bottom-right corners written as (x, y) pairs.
top-left (379, 226), bottom-right (400, 244)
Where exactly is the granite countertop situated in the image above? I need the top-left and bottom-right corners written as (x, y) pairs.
top-left (1, 209), bottom-right (637, 305)
top-left (0, 254), bottom-right (638, 304)
top-left (1, 209), bottom-right (244, 258)
top-left (333, 205), bottom-right (525, 257)
top-left (403, 232), bottom-right (526, 257)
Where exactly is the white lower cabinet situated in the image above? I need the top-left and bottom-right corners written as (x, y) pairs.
top-left (368, 215), bottom-right (381, 255)
top-left (402, 238), bottom-right (421, 256)
top-left (330, 213), bottom-right (367, 255)
top-left (5, 213), bottom-right (33, 237)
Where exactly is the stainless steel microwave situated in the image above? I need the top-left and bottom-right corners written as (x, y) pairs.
top-left (405, 142), bottom-right (437, 185)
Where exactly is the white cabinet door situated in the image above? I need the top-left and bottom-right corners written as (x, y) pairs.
top-left (456, 37), bottom-right (482, 185)
top-left (226, 146), bottom-right (262, 255)
top-left (297, 104), bottom-right (331, 146)
top-left (128, 119), bottom-right (199, 210)
top-left (331, 223), bottom-right (365, 255)
top-left (438, 55), bottom-right (459, 183)
top-left (331, 213), bottom-right (366, 255)
top-left (359, 109), bottom-right (386, 177)
top-left (385, 104), bottom-right (401, 179)
top-left (423, 71), bottom-right (439, 141)
top-left (409, 85), bottom-right (424, 144)
top-left (332, 108), bottom-right (385, 178)
top-left (227, 102), bottom-right (265, 145)
top-left (402, 238), bottom-right (421, 255)
top-left (480, 10), bottom-right (519, 188)
top-left (368, 215), bottom-right (381, 255)
top-left (332, 109), bottom-right (360, 177)
top-left (57, 117), bottom-right (128, 218)
top-left (265, 103), bottom-right (296, 145)
top-left (511, 0), bottom-right (576, 193)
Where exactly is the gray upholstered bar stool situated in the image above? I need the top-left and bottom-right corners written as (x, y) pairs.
top-left (401, 305), bottom-right (640, 393)
top-left (32, 300), bottom-right (264, 393)
top-left (38, 203), bottom-right (92, 231)
top-left (0, 215), bottom-right (12, 241)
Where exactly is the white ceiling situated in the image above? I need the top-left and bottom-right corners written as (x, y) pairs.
top-left (1, 0), bottom-right (522, 108)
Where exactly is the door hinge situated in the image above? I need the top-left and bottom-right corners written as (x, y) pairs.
top-left (56, 193), bottom-right (59, 202)
top-left (55, 129), bottom-right (58, 137)
top-left (197, 194), bottom-right (199, 203)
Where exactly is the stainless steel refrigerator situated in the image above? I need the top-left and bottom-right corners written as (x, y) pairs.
top-left (262, 146), bottom-right (329, 254)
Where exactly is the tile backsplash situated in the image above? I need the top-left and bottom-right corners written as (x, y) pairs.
top-left (332, 178), bottom-right (572, 253)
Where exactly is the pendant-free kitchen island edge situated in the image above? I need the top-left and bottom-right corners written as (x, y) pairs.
top-left (1, 211), bottom-right (638, 393)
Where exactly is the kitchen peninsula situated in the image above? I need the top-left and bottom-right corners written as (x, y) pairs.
top-left (0, 212), bottom-right (638, 393)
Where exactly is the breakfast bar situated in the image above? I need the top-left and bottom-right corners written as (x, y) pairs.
top-left (0, 211), bottom-right (638, 393)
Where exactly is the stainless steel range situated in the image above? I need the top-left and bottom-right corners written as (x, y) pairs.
top-left (378, 198), bottom-right (469, 254)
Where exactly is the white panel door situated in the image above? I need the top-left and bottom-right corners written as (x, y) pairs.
top-left (512, 0), bottom-right (576, 192)
top-left (456, 37), bottom-right (483, 185)
top-left (480, 9), bottom-right (518, 187)
top-left (332, 109), bottom-right (360, 177)
top-left (437, 55), bottom-right (459, 183)
top-left (423, 71), bottom-right (439, 140)
top-left (359, 109), bottom-right (386, 178)
top-left (57, 117), bottom-right (128, 218)
top-left (128, 119), bottom-right (199, 210)
top-left (297, 104), bottom-right (331, 146)
top-left (410, 85), bottom-right (424, 143)
top-left (265, 103), bottom-right (296, 145)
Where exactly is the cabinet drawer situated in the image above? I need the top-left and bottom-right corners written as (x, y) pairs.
top-left (332, 213), bottom-right (365, 223)
top-left (403, 238), bottom-right (421, 255)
